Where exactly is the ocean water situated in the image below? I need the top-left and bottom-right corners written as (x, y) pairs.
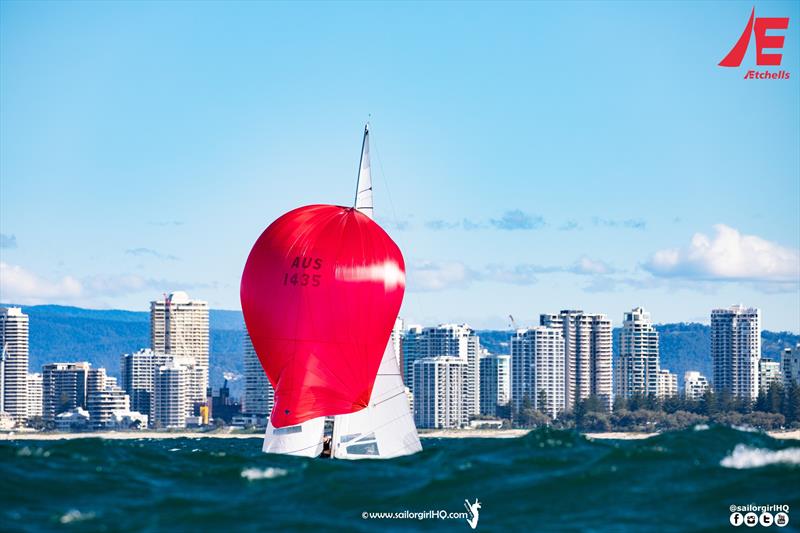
top-left (1, 426), bottom-right (799, 532)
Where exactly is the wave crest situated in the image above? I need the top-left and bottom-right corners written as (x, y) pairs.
top-left (720, 444), bottom-right (800, 469)
top-left (241, 467), bottom-right (288, 481)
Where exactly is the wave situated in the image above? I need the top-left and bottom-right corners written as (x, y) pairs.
top-left (241, 466), bottom-right (289, 480)
top-left (59, 509), bottom-right (96, 524)
top-left (720, 444), bottom-right (800, 469)
top-left (2, 426), bottom-right (798, 532)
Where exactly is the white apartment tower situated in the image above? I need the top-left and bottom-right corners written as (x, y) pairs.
top-left (783, 344), bottom-right (800, 386)
top-left (413, 356), bottom-right (465, 429)
top-left (479, 353), bottom-right (510, 417)
top-left (540, 310), bottom-right (613, 412)
top-left (152, 359), bottom-right (192, 429)
top-left (759, 359), bottom-right (782, 391)
top-left (1, 307), bottom-right (29, 424)
top-left (150, 291), bottom-right (209, 410)
top-left (657, 369), bottom-right (678, 398)
top-left (120, 348), bottom-right (165, 417)
top-left (711, 305), bottom-right (761, 402)
top-left (402, 324), bottom-right (481, 421)
top-left (243, 331), bottom-right (274, 419)
top-left (616, 307), bottom-right (660, 399)
top-left (684, 371), bottom-right (710, 401)
top-left (27, 373), bottom-right (43, 419)
top-left (87, 376), bottom-right (131, 430)
top-left (510, 327), bottom-right (566, 419)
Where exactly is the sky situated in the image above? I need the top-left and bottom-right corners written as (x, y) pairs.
top-left (1, 1), bottom-right (798, 332)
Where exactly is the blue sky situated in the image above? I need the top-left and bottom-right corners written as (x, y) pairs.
top-left (1, 1), bottom-right (798, 332)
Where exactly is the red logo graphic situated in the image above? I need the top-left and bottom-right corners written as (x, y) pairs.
top-left (719, 7), bottom-right (789, 67)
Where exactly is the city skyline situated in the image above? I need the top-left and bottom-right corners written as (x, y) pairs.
top-left (1, 2), bottom-right (798, 333)
top-left (3, 299), bottom-right (799, 431)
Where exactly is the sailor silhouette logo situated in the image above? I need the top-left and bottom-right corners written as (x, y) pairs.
top-left (464, 499), bottom-right (481, 529)
top-left (719, 7), bottom-right (790, 79)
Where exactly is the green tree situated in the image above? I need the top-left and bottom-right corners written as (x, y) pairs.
top-left (701, 389), bottom-right (718, 416)
top-left (784, 382), bottom-right (800, 426)
top-left (536, 389), bottom-right (548, 415)
top-left (515, 395), bottom-right (535, 428)
top-left (766, 382), bottom-right (784, 414)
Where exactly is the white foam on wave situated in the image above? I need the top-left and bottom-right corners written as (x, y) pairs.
top-left (59, 509), bottom-right (96, 524)
top-left (693, 424), bottom-right (709, 431)
top-left (241, 467), bottom-right (288, 481)
top-left (720, 444), bottom-right (800, 469)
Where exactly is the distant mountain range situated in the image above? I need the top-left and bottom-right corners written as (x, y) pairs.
top-left (3, 304), bottom-right (798, 396)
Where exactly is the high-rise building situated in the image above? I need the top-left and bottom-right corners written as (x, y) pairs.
top-left (41, 362), bottom-right (91, 421)
top-left (87, 378), bottom-right (130, 429)
top-left (120, 348), bottom-right (174, 419)
top-left (711, 305), bottom-right (761, 402)
top-left (684, 371), bottom-right (710, 401)
top-left (657, 369), bottom-right (678, 398)
top-left (616, 307), bottom-right (660, 399)
top-left (402, 325), bottom-right (423, 386)
top-left (152, 358), bottom-right (192, 429)
top-left (243, 331), bottom-right (273, 422)
top-left (150, 291), bottom-right (209, 410)
top-left (510, 326), bottom-right (566, 419)
top-left (413, 356), bottom-right (465, 429)
top-left (1, 307), bottom-right (30, 424)
top-left (759, 358), bottom-right (782, 391)
top-left (479, 353), bottom-right (510, 417)
top-left (402, 324), bottom-right (481, 421)
top-left (783, 344), bottom-right (800, 386)
top-left (540, 310), bottom-right (613, 411)
top-left (27, 373), bottom-right (42, 419)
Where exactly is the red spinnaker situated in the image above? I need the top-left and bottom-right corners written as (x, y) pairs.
top-left (240, 204), bottom-right (405, 428)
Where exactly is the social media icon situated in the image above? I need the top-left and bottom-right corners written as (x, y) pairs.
top-left (745, 513), bottom-right (758, 527)
top-left (730, 512), bottom-right (744, 526)
top-left (775, 512), bottom-right (789, 527)
top-left (760, 512), bottom-right (774, 527)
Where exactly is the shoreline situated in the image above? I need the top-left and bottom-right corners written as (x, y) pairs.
top-left (2, 428), bottom-right (799, 441)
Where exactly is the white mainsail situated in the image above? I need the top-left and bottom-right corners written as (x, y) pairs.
top-left (354, 123), bottom-right (373, 218)
top-left (332, 124), bottom-right (423, 459)
top-left (332, 341), bottom-right (422, 458)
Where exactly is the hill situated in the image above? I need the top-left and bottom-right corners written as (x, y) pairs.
top-left (3, 304), bottom-right (798, 395)
top-left (1, 304), bottom-right (247, 397)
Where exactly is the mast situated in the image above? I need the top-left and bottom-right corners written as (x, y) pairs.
top-left (353, 124), bottom-right (373, 219)
top-left (332, 125), bottom-right (422, 459)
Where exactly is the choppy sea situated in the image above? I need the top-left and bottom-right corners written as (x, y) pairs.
top-left (1, 426), bottom-right (799, 532)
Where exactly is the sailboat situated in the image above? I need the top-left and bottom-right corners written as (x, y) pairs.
top-left (241, 125), bottom-right (422, 459)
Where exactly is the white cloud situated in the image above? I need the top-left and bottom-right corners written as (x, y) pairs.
top-left (570, 256), bottom-right (614, 275)
top-left (408, 256), bottom-right (615, 292)
top-left (0, 262), bottom-right (82, 303)
top-left (644, 225), bottom-right (799, 283)
top-left (408, 261), bottom-right (474, 292)
top-left (0, 262), bottom-right (212, 305)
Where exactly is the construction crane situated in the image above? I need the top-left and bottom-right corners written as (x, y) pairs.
top-left (508, 314), bottom-right (519, 331)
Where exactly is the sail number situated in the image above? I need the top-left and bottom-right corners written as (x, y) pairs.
top-left (283, 256), bottom-right (323, 287)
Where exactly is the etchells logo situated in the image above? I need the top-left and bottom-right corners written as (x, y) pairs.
top-left (719, 7), bottom-right (790, 79)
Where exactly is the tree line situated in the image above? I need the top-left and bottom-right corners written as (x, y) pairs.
top-left (511, 381), bottom-right (800, 432)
